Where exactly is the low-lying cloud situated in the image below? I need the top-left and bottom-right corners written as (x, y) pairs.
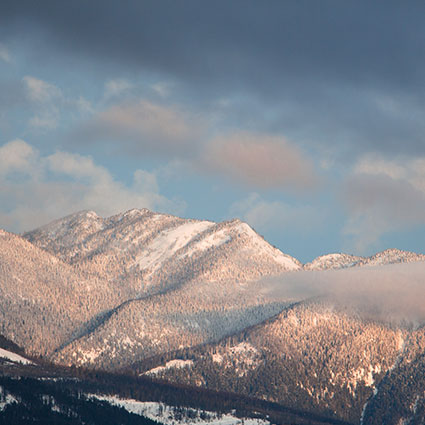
top-left (262, 261), bottom-right (425, 326)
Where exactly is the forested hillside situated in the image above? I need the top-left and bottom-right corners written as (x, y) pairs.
top-left (134, 300), bottom-right (422, 424)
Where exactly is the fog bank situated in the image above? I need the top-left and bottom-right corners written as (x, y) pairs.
top-left (261, 261), bottom-right (425, 325)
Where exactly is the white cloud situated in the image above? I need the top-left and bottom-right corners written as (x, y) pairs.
top-left (23, 76), bottom-right (62, 103)
top-left (23, 76), bottom-right (63, 130)
top-left (0, 43), bottom-right (11, 63)
top-left (29, 110), bottom-right (60, 130)
top-left (74, 96), bottom-right (94, 114)
top-left (0, 139), bottom-right (38, 176)
top-left (342, 154), bottom-right (425, 252)
top-left (152, 82), bottom-right (172, 97)
top-left (229, 193), bottom-right (321, 234)
top-left (0, 140), bottom-right (184, 232)
top-left (104, 79), bottom-right (133, 99)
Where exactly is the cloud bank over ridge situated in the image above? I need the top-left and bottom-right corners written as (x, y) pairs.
top-left (263, 261), bottom-right (425, 325)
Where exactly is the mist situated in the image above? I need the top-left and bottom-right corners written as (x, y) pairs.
top-left (260, 261), bottom-right (425, 326)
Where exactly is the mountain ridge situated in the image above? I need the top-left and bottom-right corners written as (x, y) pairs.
top-left (20, 208), bottom-right (425, 273)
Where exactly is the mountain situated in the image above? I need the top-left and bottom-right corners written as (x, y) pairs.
top-left (304, 249), bottom-right (425, 271)
top-left (0, 209), bottom-right (304, 369)
top-left (17, 209), bottom-right (303, 368)
top-left (304, 253), bottom-right (364, 270)
top-left (0, 229), bottom-right (130, 356)
top-left (1, 209), bottom-right (425, 424)
top-left (23, 209), bottom-right (425, 281)
top-left (24, 209), bottom-right (301, 295)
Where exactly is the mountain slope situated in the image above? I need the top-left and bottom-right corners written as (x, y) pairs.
top-left (139, 300), bottom-right (405, 423)
top-left (51, 278), bottom-right (291, 370)
top-left (0, 230), bottom-right (130, 356)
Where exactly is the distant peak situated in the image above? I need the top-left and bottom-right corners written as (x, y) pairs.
top-left (82, 210), bottom-right (99, 219)
top-left (66, 210), bottom-right (99, 220)
top-left (230, 218), bottom-right (242, 223)
top-left (375, 248), bottom-right (406, 255)
top-left (119, 208), bottom-right (151, 219)
top-left (129, 207), bottom-right (150, 215)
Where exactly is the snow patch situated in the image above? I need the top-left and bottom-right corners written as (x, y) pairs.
top-left (229, 342), bottom-right (258, 355)
top-left (137, 221), bottom-right (215, 271)
top-left (0, 386), bottom-right (17, 411)
top-left (0, 348), bottom-right (33, 365)
top-left (89, 395), bottom-right (270, 425)
top-left (78, 348), bottom-right (101, 363)
top-left (145, 359), bottom-right (194, 375)
top-left (185, 228), bottom-right (232, 257)
top-left (212, 353), bottom-right (223, 364)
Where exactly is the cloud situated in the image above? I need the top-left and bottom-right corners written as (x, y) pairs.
top-left (73, 96), bottom-right (94, 114)
top-left (342, 154), bottom-right (425, 251)
top-left (28, 110), bottom-right (60, 129)
top-left (23, 76), bottom-right (62, 129)
top-left (0, 139), bottom-right (184, 232)
top-left (4, 1), bottom-right (425, 158)
top-left (104, 79), bottom-right (133, 99)
top-left (0, 139), bottom-right (38, 176)
top-left (203, 132), bottom-right (317, 190)
top-left (0, 43), bottom-right (11, 63)
top-left (229, 193), bottom-right (321, 234)
top-left (23, 76), bottom-right (61, 103)
top-left (263, 261), bottom-right (425, 325)
top-left (152, 82), bottom-right (172, 98)
top-left (77, 100), bottom-right (204, 156)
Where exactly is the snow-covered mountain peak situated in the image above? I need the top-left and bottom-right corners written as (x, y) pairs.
top-left (23, 210), bottom-right (105, 251)
top-left (304, 253), bottom-right (363, 271)
top-left (305, 248), bottom-right (425, 271)
top-left (61, 209), bottom-right (100, 222)
top-left (113, 208), bottom-right (152, 221)
top-left (364, 248), bottom-right (425, 267)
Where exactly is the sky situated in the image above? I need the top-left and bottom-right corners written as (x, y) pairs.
top-left (1, 0), bottom-right (425, 262)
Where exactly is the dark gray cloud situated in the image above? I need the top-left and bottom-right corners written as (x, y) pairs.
top-left (2, 1), bottom-right (425, 157)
